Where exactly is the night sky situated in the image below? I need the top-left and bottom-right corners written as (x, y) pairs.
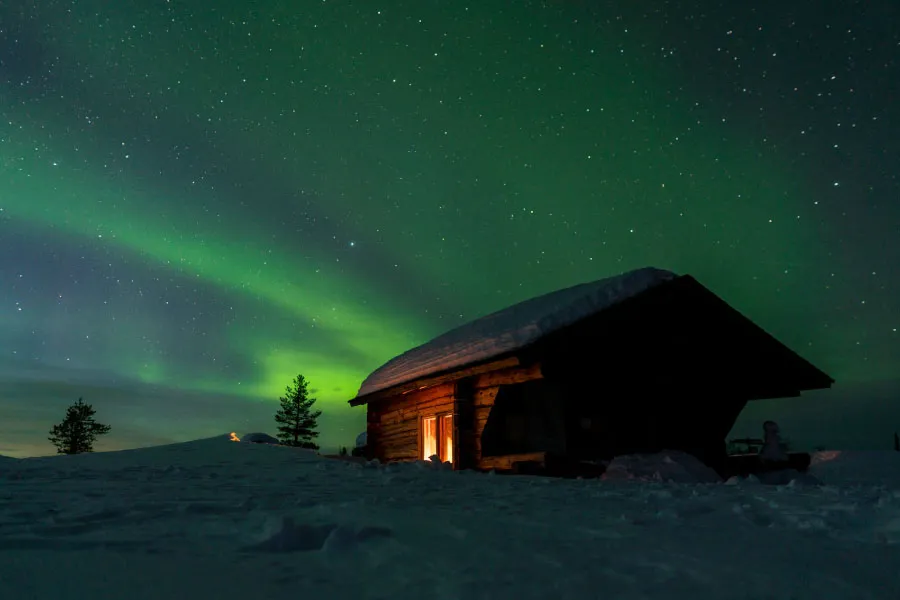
top-left (1, 1), bottom-right (898, 457)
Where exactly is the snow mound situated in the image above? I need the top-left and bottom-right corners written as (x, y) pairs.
top-left (357, 267), bottom-right (676, 397)
top-left (240, 432), bottom-right (280, 444)
top-left (809, 450), bottom-right (900, 488)
top-left (602, 450), bottom-right (722, 483)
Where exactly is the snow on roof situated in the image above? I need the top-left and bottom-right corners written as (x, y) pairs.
top-left (356, 266), bottom-right (677, 399)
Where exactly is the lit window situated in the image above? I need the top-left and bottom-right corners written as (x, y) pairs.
top-left (421, 416), bottom-right (437, 460)
top-left (421, 413), bottom-right (454, 464)
top-left (440, 414), bottom-right (454, 463)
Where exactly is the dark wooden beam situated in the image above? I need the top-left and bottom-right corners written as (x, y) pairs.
top-left (349, 355), bottom-right (521, 406)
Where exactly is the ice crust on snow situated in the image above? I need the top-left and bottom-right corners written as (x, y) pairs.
top-left (357, 267), bottom-right (676, 398)
top-left (1, 436), bottom-right (899, 599)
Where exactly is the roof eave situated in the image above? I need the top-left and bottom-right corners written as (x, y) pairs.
top-left (348, 355), bottom-right (522, 406)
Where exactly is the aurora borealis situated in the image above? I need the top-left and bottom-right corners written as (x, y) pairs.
top-left (1, 1), bottom-right (898, 457)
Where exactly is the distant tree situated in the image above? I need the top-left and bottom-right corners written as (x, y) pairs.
top-left (339, 446), bottom-right (349, 457)
top-left (894, 431), bottom-right (899, 452)
top-left (48, 398), bottom-right (112, 455)
top-left (274, 374), bottom-right (321, 450)
top-left (351, 445), bottom-right (367, 458)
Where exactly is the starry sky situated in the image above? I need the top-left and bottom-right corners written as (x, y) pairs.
top-left (1, 1), bottom-right (898, 457)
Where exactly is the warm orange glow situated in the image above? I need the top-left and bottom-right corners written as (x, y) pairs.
top-left (440, 414), bottom-right (454, 463)
top-left (229, 432), bottom-right (241, 442)
top-left (421, 416), bottom-right (437, 460)
top-left (420, 414), bottom-right (454, 464)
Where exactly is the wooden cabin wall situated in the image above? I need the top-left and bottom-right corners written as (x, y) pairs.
top-left (455, 362), bottom-right (543, 470)
top-left (367, 382), bottom-right (456, 463)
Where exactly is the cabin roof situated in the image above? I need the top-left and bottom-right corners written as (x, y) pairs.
top-left (352, 267), bottom-right (677, 403)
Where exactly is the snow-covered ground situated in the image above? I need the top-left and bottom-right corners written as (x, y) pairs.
top-left (1, 437), bottom-right (899, 600)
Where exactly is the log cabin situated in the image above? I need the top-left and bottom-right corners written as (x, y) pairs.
top-left (348, 267), bottom-right (833, 476)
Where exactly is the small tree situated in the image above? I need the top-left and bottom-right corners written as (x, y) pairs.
top-left (274, 374), bottom-right (321, 449)
top-left (48, 398), bottom-right (112, 455)
top-left (339, 446), bottom-right (349, 457)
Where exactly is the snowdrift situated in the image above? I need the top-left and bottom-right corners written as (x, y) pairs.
top-left (601, 450), bottom-right (722, 483)
top-left (809, 449), bottom-right (900, 488)
top-left (1, 436), bottom-right (898, 600)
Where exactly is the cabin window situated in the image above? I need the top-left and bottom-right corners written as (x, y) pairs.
top-left (421, 414), bottom-right (454, 463)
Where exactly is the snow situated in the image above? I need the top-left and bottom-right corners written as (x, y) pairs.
top-left (1, 435), bottom-right (899, 599)
top-left (357, 267), bottom-right (676, 398)
top-left (809, 450), bottom-right (900, 489)
top-left (240, 432), bottom-right (280, 445)
top-left (602, 450), bottom-right (723, 484)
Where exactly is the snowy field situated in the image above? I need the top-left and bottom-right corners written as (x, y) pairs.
top-left (1, 437), bottom-right (899, 600)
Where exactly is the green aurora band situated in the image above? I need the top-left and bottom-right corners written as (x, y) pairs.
top-left (3, 1), bottom-right (889, 456)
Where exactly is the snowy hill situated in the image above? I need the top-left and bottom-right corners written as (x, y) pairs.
top-left (1, 436), bottom-right (899, 599)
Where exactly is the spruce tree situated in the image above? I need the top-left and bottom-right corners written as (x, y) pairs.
top-left (274, 374), bottom-right (321, 449)
top-left (48, 398), bottom-right (112, 455)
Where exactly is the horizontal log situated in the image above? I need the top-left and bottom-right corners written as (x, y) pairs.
top-left (478, 452), bottom-right (546, 471)
top-left (379, 410), bottom-right (453, 427)
top-left (370, 420), bottom-right (417, 436)
top-left (473, 387), bottom-right (499, 408)
top-left (474, 405), bottom-right (493, 420)
top-left (382, 445), bottom-right (419, 458)
top-left (410, 395), bottom-right (456, 412)
top-left (473, 363), bottom-right (542, 389)
top-left (374, 382), bottom-right (456, 412)
top-left (351, 357), bottom-right (520, 406)
top-left (379, 430), bottom-right (419, 442)
top-left (383, 453), bottom-right (418, 463)
top-left (402, 382), bottom-right (457, 404)
top-left (377, 399), bottom-right (455, 426)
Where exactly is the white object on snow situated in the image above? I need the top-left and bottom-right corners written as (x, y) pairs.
top-left (758, 420), bottom-right (789, 463)
top-left (356, 267), bottom-right (676, 398)
top-left (240, 432), bottom-right (280, 445)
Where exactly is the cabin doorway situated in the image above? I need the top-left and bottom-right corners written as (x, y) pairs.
top-left (421, 413), bottom-right (454, 463)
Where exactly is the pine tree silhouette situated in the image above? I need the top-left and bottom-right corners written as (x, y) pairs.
top-left (274, 374), bottom-right (322, 449)
top-left (48, 398), bottom-right (112, 455)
